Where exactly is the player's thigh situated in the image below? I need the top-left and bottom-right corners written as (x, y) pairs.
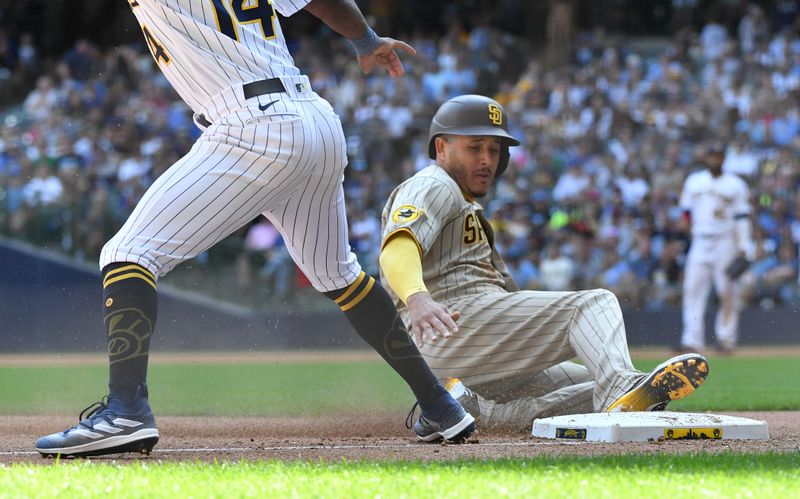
top-left (711, 243), bottom-right (739, 300)
top-left (263, 102), bottom-right (358, 292)
top-left (422, 290), bottom-right (598, 385)
top-left (102, 122), bottom-right (308, 277)
top-left (682, 257), bottom-right (713, 297)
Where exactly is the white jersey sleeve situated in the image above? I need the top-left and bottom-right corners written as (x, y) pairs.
top-left (272, 0), bottom-right (311, 17)
top-left (678, 173), bottom-right (695, 212)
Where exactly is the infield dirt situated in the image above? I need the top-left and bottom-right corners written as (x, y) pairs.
top-left (2, 411), bottom-right (798, 464)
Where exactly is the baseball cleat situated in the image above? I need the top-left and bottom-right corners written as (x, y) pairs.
top-left (406, 395), bottom-right (476, 443)
top-left (35, 383), bottom-right (159, 458)
top-left (606, 353), bottom-right (709, 412)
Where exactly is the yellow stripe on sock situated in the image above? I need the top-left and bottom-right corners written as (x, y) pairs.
top-left (103, 264), bottom-right (155, 286)
top-left (340, 277), bottom-right (375, 312)
top-left (103, 273), bottom-right (157, 291)
top-left (334, 272), bottom-right (366, 305)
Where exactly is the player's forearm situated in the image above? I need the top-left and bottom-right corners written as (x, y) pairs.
top-left (304, 0), bottom-right (370, 39)
top-left (380, 232), bottom-right (427, 304)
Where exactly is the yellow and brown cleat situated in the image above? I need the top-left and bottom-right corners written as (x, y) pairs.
top-left (606, 353), bottom-right (709, 412)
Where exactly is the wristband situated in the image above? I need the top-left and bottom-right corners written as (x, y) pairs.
top-left (348, 27), bottom-right (381, 56)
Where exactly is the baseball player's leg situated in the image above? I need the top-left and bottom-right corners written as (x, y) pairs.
top-left (35, 119), bottom-right (307, 456)
top-left (269, 100), bottom-right (472, 435)
top-left (680, 257), bottom-right (713, 350)
top-left (452, 361), bottom-right (594, 427)
top-left (100, 262), bottom-right (158, 401)
top-left (713, 248), bottom-right (742, 349)
top-left (424, 289), bottom-right (642, 412)
top-left (461, 381), bottom-right (594, 430)
top-left (99, 119), bottom-right (310, 401)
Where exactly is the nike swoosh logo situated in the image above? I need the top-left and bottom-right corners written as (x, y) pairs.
top-left (258, 100), bottom-right (279, 112)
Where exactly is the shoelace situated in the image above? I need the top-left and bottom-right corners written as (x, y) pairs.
top-left (404, 402), bottom-right (420, 429)
top-left (72, 396), bottom-right (116, 432)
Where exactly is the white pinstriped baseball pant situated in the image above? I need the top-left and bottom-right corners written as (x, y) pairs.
top-left (101, 79), bottom-right (361, 292)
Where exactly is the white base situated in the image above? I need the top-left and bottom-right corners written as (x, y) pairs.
top-left (532, 412), bottom-right (769, 442)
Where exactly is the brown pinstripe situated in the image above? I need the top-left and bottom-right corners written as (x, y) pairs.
top-left (381, 165), bottom-right (646, 427)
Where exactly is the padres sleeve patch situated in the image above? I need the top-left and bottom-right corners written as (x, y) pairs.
top-left (391, 205), bottom-right (424, 223)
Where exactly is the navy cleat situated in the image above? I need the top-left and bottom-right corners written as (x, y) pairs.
top-left (35, 383), bottom-right (159, 458)
top-left (406, 394), bottom-right (476, 443)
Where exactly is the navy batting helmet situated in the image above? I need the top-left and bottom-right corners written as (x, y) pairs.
top-left (428, 94), bottom-right (520, 177)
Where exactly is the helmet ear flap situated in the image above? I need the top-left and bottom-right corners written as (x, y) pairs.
top-left (496, 145), bottom-right (510, 177)
top-left (427, 135), bottom-right (438, 160)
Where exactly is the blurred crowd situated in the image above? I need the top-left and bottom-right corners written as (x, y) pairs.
top-left (1, 2), bottom-right (800, 310)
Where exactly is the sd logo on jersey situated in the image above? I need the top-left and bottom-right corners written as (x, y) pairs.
top-left (391, 205), bottom-right (423, 223)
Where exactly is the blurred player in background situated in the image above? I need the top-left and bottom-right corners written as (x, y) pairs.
top-left (35, 0), bottom-right (475, 458)
top-left (678, 142), bottom-right (755, 354)
top-left (379, 94), bottom-right (709, 430)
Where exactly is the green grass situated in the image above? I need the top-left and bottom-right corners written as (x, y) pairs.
top-left (0, 362), bottom-right (411, 416)
top-left (0, 355), bottom-right (797, 416)
top-left (2, 357), bottom-right (798, 498)
top-left (1, 454), bottom-right (798, 498)
top-left (636, 356), bottom-right (800, 412)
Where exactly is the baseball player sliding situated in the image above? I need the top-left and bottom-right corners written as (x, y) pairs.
top-left (379, 95), bottom-right (710, 430)
top-left (678, 143), bottom-right (755, 354)
top-left (36, 0), bottom-right (475, 458)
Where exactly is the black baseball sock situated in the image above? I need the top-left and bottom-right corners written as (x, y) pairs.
top-left (102, 262), bottom-right (157, 401)
top-left (324, 272), bottom-right (450, 414)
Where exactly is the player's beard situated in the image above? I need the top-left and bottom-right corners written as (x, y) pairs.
top-left (444, 159), bottom-right (493, 198)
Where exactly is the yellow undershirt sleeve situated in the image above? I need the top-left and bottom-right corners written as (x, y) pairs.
top-left (379, 230), bottom-right (427, 305)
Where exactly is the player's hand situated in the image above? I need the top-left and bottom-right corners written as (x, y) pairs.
top-left (357, 37), bottom-right (416, 79)
top-left (406, 291), bottom-right (460, 348)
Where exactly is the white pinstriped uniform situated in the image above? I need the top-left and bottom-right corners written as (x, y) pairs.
top-left (381, 165), bottom-right (646, 428)
top-left (102, 0), bottom-right (360, 292)
top-left (679, 169), bottom-right (752, 350)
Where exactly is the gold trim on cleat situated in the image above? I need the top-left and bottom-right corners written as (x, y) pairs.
top-left (668, 384), bottom-right (696, 400)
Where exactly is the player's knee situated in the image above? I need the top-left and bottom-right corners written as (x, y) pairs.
top-left (581, 288), bottom-right (621, 310)
top-left (99, 241), bottom-right (118, 269)
top-left (99, 241), bottom-right (160, 279)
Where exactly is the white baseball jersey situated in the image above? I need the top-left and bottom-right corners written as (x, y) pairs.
top-left (380, 164), bottom-right (644, 424)
top-left (102, 0), bottom-right (361, 292)
top-left (127, 0), bottom-right (305, 120)
top-left (679, 169), bottom-right (751, 240)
